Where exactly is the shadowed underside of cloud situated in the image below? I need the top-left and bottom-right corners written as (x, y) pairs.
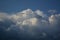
top-left (0, 9), bottom-right (60, 40)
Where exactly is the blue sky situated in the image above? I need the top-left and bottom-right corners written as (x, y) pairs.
top-left (0, 0), bottom-right (60, 13)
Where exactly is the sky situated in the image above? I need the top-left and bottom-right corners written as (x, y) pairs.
top-left (0, 0), bottom-right (60, 40)
top-left (0, 0), bottom-right (60, 13)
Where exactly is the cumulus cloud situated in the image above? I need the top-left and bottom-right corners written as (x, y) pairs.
top-left (22, 18), bottom-right (38, 26)
top-left (35, 10), bottom-right (45, 17)
top-left (0, 9), bottom-right (60, 39)
top-left (49, 14), bottom-right (60, 24)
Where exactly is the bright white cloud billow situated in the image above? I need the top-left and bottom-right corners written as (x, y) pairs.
top-left (35, 10), bottom-right (44, 17)
top-left (0, 9), bottom-right (60, 37)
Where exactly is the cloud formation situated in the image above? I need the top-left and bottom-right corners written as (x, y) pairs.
top-left (0, 9), bottom-right (60, 40)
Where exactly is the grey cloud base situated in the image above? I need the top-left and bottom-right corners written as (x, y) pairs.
top-left (0, 9), bottom-right (60, 40)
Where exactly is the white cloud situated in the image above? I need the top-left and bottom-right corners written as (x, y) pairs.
top-left (0, 9), bottom-right (60, 36)
top-left (9, 9), bottom-right (48, 27)
top-left (49, 15), bottom-right (57, 24)
top-left (49, 14), bottom-right (60, 25)
top-left (48, 10), bottom-right (57, 15)
top-left (35, 10), bottom-right (45, 17)
top-left (22, 18), bottom-right (38, 26)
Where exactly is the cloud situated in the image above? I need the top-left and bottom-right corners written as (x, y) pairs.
top-left (0, 9), bottom-right (60, 39)
top-left (0, 13), bottom-right (9, 21)
top-left (35, 10), bottom-right (45, 17)
top-left (49, 14), bottom-right (60, 25)
top-left (48, 10), bottom-right (57, 15)
top-left (22, 18), bottom-right (38, 26)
